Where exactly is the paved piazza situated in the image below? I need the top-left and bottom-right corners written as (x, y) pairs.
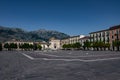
top-left (0, 50), bottom-right (120, 80)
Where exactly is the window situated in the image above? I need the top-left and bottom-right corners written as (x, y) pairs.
top-left (54, 43), bottom-right (56, 49)
top-left (112, 36), bottom-right (114, 39)
top-left (116, 29), bottom-right (119, 34)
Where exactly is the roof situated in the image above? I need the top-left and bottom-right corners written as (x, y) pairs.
top-left (89, 25), bottom-right (120, 34)
top-left (70, 35), bottom-right (85, 38)
top-left (79, 36), bottom-right (90, 40)
top-left (89, 29), bottom-right (109, 34)
top-left (109, 25), bottom-right (120, 30)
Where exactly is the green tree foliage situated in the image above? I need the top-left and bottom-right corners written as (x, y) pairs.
top-left (67, 44), bottom-right (73, 49)
top-left (73, 42), bottom-right (81, 49)
top-left (62, 42), bottom-right (81, 50)
top-left (92, 41), bottom-right (111, 51)
top-left (112, 40), bottom-right (120, 51)
top-left (83, 40), bottom-right (91, 50)
top-left (9, 43), bottom-right (17, 50)
top-left (29, 44), bottom-right (34, 50)
top-left (37, 44), bottom-right (42, 50)
top-left (62, 44), bottom-right (67, 49)
top-left (4, 43), bottom-right (10, 50)
top-left (33, 43), bottom-right (38, 50)
top-left (104, 43), bottom-right (110, 50)
top-left (19, 43), bottom-right (29, 50)
top-left (4, 43), bottom-right (18, 50)
top-left (19, 43), bottom-right (34, 50)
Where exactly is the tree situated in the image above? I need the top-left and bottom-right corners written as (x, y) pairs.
top-left (91, 41), bottom-right (111, 51)
top-left (62, 44), bottom-right (67, 49)
top-left (98, 41), bottom-right (104, 50)
top-left (112, 40), bottom-right (120, 51)
top-left (19, 43), bottom-right (35, 51)
top-left (92, 42), bottom-right (99, 51)
top-left (116, 40), bottom-right (120, 51)
top-left (0, 43), bottom-right (2, 51)
top-left (83, 40), bottom-right (91, 50)
top-left (4, 43), bottom-right (18, 50)
top-left (33, 43), bottom-right (38, 50)
top-left (73, 42), bottom-right (81, 49)
top-left (9, 43), bottom-right (18, 50)
top-left (19, 44), bottom-right (23, 50)
top-left (29, 44), bottom-right (34, 50)
top-left (37, 44), bottom-right (42, 50)
top-left (24, 43), bottom-right (30, 50)
top-left (19, 43), bottom-right (30, 50)
top-left (104, 43), bottom-right (110, 50)
top-left (62, 43), bottom-right (81, 50)
top-left (62, 44), bottom-right (72, 50)
top-left (4, 43), bottom-right (10, 50)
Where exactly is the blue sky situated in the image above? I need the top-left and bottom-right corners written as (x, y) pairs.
top-left (0, 0), bottom-right (120, 36)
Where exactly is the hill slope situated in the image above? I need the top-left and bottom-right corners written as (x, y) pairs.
top-left (0, 26), bottom-right (70, 42)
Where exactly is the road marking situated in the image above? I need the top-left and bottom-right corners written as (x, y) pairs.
top-left (86, 57), bottom-right (120, 62)
top-left (21, 53), bottom-right (120, 62)
top-left (22, 53), bottom-right (34, 60)
top-left (34, 57), bottom-right (120, 62)
top-left (37, 53), bottom-right (120, 58)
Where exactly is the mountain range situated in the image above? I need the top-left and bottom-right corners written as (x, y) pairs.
top-left (0, 26), bottom-right (70, 42)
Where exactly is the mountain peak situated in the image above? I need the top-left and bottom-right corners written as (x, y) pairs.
top-left (0, 26), bottom-right (70, 42)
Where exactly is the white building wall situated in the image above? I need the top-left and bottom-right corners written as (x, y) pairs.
top-left (49, 39), bottom-right (61, 50)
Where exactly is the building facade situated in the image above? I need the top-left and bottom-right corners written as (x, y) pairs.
top-left (61, 38), bottom-right (70, 46)
top-left (79, 36), bottom-right (90, 46)
top-left (69, 35), bottom-right (85, 44)
top-left (89, 25), bottom-right (120, 50)
top-left (61, 35), bottom-right (85, 48)
top-left (34, 41), bottom-right (49, 50)
top-left (49, 37), bottom-right (61, 50)
top-left (89, 29), bottom-right (109, 43)
top-left (109, 25), bottom-right (120, 49)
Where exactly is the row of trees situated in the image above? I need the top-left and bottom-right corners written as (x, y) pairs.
top-left (62, 42), bottom-right (82, 50)
top-left (62, 40), bottom-right (120, 51)
top-left (2, 43), bottom-right (42, 51)
top-left (1, 40), bottom-right (120, 51)
top-left (112, 40), bottom-right (120, 51)
top-left (83, 41), bottom-right (110, 51)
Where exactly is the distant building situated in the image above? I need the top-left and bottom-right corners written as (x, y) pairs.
top-left (3, 39), bottom-right (49, 50)
top-left (109, 25), bottom-right (120, 48)
top-left (89, 25), bottom-right (120, 50)
top-left (60, 35), bottom-right (85, 46)
top-left (41, 41), bottom-right (49, 50)
top-left (89, 29), bottom-right (109, 43)
top-left (61, 38), bottom-right (70, 46)
top-left (49, 37), bottom-right (61, 50)
top-left (79, 36), bottom-right (90, 46)
top-left (34, 41), bottom-right (49, 50)
top-left (61, 35), bottom-right (85, 47)
top-left (69, 35), bottom-right (85, 44)
top-left (4, 40), bottom-right (34, 50)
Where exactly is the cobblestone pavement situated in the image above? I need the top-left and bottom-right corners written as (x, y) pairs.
top-left (0, 51), bottom-right (120, 80)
